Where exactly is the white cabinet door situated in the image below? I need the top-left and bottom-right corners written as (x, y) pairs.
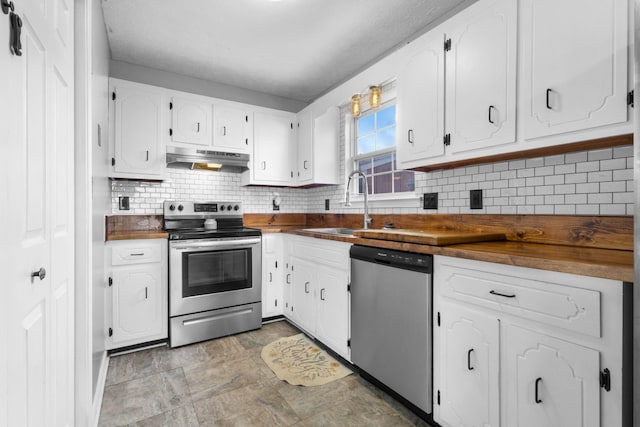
top-left (296, 108), bottom-right (313, 184)
top-left (110, 80), bottom-right (165, 178)
top-left (170, 97), bottom-right (212, 146)
top-left (436, 301), bottom-right (500, 427)
top-left (505, 325), bottom-right (600, 427)
top-left (446, 0), bottom-right (516, 154)
top-left (213, 104), bottom-right (252, 153)
top-left (110, 267), bottom-right (164, 346)
top-left (315, 265), bottom-right (350, 359)
top-left (521, 0), bottom-right (628, 139)
top-left (396, 33), bottom-right (445, 169)
top-left (310, 106), bottom-right (340, 185)
top-left (252, 111), bottom-right (295, 185)
top-left (290, 256), bottom-right (316, 333)
top-left (262, 234), bottom-right (283, 318)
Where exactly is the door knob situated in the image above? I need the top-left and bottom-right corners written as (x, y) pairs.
top-left (31, 267), bottom-right (46, 281)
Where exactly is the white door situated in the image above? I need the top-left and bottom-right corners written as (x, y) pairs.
top-left (170, 97), bottom-right (212, 146)
top-left (213, 105), bottom-right (251, 153)
top-left (396, 33), bottom-right (445, 169)
top-left (446, 0), bottom-right (516, 154)
top-left (521, 0), bottom-right (627, 138)
top-left (315, 265), bottom-right (350, 359)
top-left (253, 111), bottom-right (295, 184)
top-left (296, 108), bottom-right (313, 183)
top-left (436, 302), bottom-right (500, 427)
top-left (505, 325), bottom-right (600, 427)
top-left (1, 0), bottom-right (75, 425)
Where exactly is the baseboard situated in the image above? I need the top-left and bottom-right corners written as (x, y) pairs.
top-left (91, 352), bottom-right (109, 427)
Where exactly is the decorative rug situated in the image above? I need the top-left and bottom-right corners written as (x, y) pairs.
top-left (261, 333), bottom-right (352, 387)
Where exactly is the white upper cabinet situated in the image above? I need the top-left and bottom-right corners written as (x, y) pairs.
top-left (170, 96), bottom-right (212, 146)
top-left (213, 104), bottom-right (253, 153)
top-left (243, 110), bottom-right (296, 186)
top-left (396, 32), bottom-right (445, 169)
top-left (109, 79), bottom-right (165, 179)
top-left (295, 106), bottom-right (340, 186)
top-left (521, 0), bottom-right (628, 139)
top-left (445, 0), bottom-right (517, 153)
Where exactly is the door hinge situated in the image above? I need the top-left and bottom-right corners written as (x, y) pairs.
top-left (627, 90), bottom-right (634, 108)
top-left (290, 122), bottom-right (294, 129)
top-left (347, 284), bottom-right (351, 292)
top-left (600, 368), bottom-right (611, 391)
top-left (169, 102), bottom-right (173, 110)
top-left (275, 261), bottom-right (278, 268)
top-left (437, 390), bottom-right (441, 405)
top-left (169, 128), bottom-right (173, 136)
top-left (245, 115), bottom-right (249, 122)
top-left (108, 327), bottom-right (113, 337)
top-left (112, 92), bottom-right (116, 101)
top-left (347, 339), bottom-right (351, 348)
top-left (437, 311), bottom-right (441, 326)
top-left (444, 38), bottom-right (452, 52)
top-left (443, 134), bottom-right (451, 146)
top-left (108, 277), bottom-right (113, 287)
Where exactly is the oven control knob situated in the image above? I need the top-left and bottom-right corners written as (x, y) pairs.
top-left (178, 204), bottom-right (184, 211)
top-left (233, 205), bottom-right (239, 211)
top-left (220, 205), bottom-right (225, 211)
top-left (227, 204), bottom-right (233, 211)
top-left (169, 204), bottom-right (176, 211)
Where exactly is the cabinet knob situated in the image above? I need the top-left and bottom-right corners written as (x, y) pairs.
top-left (31, 267), bottom-right (46, 281)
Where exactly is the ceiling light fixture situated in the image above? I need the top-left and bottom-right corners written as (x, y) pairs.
top-left (351, 94), bottom-right (361, 117)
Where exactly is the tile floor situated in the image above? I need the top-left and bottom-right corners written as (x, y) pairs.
top-left (98, 320), bottom-right (432, 426)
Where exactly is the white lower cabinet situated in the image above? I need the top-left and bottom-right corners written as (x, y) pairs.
top-left (261, 234), bottom-right (284, 318)
top-left (434, 256), bottom-right (628, 427)
top-left (283, 235), bottom-right (351, 360)
top-left (105, 239), bottom-right (168, 350)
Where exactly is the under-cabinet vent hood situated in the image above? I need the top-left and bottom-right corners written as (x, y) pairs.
top-left (166, 146), bottom-right (250, 173)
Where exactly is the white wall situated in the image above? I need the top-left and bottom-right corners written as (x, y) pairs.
top-left (110, 60), bottom-right (307, 113)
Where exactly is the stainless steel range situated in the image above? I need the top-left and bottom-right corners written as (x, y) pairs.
top-left (164, 201), bottom-right (262, 348)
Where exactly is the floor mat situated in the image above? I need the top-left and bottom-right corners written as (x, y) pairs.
top-left (261, 333), bottom-right (352, 387)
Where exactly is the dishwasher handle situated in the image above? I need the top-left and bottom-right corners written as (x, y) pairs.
top-left (350, 245), bottom-right (432, 273)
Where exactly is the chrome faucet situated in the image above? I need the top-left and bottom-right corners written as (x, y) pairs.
top-left (345, 170), bottom-right (372, 229)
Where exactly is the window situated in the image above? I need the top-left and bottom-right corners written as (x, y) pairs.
top-left (351, 102), bottom-right (414, 196)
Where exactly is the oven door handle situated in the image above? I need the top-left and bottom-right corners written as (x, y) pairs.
top-left (170, 237), bottom-right (261, 251)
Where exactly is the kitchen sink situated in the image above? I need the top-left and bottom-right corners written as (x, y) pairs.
top-left (301, 227), bottom-right (359, 236)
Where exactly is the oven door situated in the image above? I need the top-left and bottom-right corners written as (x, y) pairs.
top-left (169, 237), bottom-right (262, 317)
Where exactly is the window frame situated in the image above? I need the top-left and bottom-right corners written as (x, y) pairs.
top-left (345, 88), bottom-right (418, 206)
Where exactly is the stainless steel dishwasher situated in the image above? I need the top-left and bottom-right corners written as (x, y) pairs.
top-left (350, 245), bottom-right (433, 414)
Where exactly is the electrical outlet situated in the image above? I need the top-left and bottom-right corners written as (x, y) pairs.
top-left (118, 196), bottom-right (129, 210)
top-left (325, 199), bottom-right (330, 211)
top-left (423, 192), bottom-right (438, 209)
top-left (470, 189), bottom-right (483, 209)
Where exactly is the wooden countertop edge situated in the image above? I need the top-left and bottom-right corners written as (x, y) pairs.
top-left (106, 231), bottom-right (169, 241)
top-left (289, 230), bottom-right (633, 283)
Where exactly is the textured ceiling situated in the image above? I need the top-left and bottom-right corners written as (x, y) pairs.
top-left (101, 0), bottom-right (466, 103)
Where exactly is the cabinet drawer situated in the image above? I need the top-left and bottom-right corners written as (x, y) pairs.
top-left (110, 241), bottom-right (164, 266)
top-left (436, 257), bottom-right (602, 338)
top-left (291, 236), bottom-right (351, 269)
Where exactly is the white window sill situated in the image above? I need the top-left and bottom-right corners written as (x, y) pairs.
top-left (345, 193), bottom-right (421, 209)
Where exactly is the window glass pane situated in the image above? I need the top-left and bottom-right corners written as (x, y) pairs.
top-left (373, 154), bottom-right (392, 173)
top-left (357, 134), bottom-right (375, 155)
top-left (358, 176), bottom-right (372, 195)
top-left (376, 127), bottom-right (396, 150)
top-left (376, 105), bottom-right (396, 129)
top-left (357, 159), bottom-right (372, 175)
top-left (373, 174), bottom-right (392, 194)
top-left (357, 114), bottom-right (375, 136)
top-left (394, 171), bottom-right (415, 192)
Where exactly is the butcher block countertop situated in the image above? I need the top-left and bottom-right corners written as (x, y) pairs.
top-left (106, 230), bottom-right (169, 241)
top-left (289, 228), bottom-right (633, 283)
top-left (352, 229), bottom-right (506, 246)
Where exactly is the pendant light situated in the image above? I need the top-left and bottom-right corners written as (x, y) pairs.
top-left (351, 94), bottom-right (361, 117)
top-left (369, 85), bottom-right (381, 109)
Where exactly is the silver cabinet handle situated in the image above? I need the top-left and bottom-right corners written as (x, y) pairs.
top-left (408, 129), bottom-right (414, 144)
top-left (31, 267), bottom-right (46, 281)
top-left (146, 150), bottom-right (149, 161)
top-left (145, 287), bottom-right (148, 299)
top-left (490, 290), bottom-right (516, 298)
top-left (304, 282), bottom-right (310, 293)
top-left (129, 253), bottom-right (145, 256)
top-left (303, 160), bottom-right (309, 170)
top-left (269, 272), bottom-right (273, 283)
top-left (286, 274), bottom-right (291, 284)
top-left (197, 122), bottom-right (200, 132)
top-left (488, 105), bottom-right (496, 124)
top-left (535, 377), bottom-right (543, 404)
top-left (261, 161), bottom-right (266, 170)
top-left (320, 288), bottom-right (325, 300)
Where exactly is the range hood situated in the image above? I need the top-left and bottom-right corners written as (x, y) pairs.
top-left (166, 146), bottom-right (250, 172)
